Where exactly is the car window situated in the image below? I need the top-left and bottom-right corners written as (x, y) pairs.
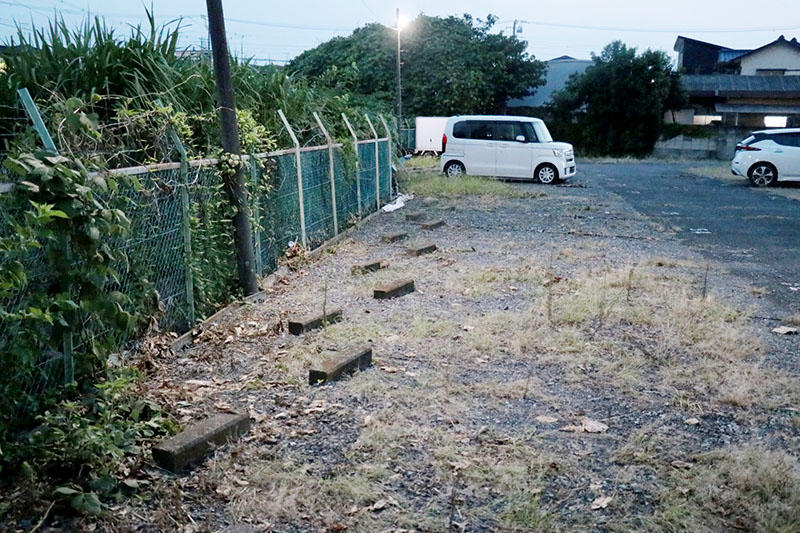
top-left (522, 122), bottom-right (538, 142)
top-left (772, 133), bottom-right (795, 147)
top-left (777, 133), bottom-right (800, 147)
top-left (468, 121), bottom-right (493, 140)
top-left (452, 121), bottom-right (469, 139)
top-left (493, 121), bottom-right (523, 142)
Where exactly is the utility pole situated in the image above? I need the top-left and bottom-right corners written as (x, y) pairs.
top-left (512, 19), bottom-right (517, 36)
top-left (205, 0), bottom-right (259, 295)
top-left (396, 7), bottom-right (403, 121)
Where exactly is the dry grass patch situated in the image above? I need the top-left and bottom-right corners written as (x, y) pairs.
top-left (399, 170), bottom-right (536, 198)
top-left (650, 447), bottom-right (800, 532)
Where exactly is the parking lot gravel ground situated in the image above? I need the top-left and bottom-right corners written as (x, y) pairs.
top-left (120, 163), bottom-right (799, 532)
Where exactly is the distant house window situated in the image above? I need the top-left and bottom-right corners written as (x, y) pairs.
top-left (764, 116), bottom-right (788, 128)
top-left (693, 115), bottom-right (722, 126)
top-left (756, 69), bottom-right (786, 76)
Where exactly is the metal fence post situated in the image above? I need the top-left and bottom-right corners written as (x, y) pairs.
top-left (341, 113), bottom-right (361, 217)
top-left (278, 109), bottom-right (307, 249)
top-left (313, 111), bottom-right (338, 235)
top-left (249, 156), bottom-right (264, 276)
top-left (379, 114), bottom-right (393, 200)
top-left (166, 127), bottom-right (196, 327)
top-left (365, 114), bottom-right (380, 211)
top-left (18, 88), bottom-right (73, 382)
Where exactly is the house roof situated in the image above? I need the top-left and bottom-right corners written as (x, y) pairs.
top-left (682, 74), bottom-right (800, 97)
top-left (728, 35), bottom-right (800, 63)
top-left (674, 36), bottom-right (727, 53)
top-left (507, 57), bottom-right (593, 108)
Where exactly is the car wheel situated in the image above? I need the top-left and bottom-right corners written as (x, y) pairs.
top-left (444, 161), bottom-right (465, 178)
top-left (748, 163), bottom-right (777, 187)
top-left (535, 164), bottom-right (558, 184)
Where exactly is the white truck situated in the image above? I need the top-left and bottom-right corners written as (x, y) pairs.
top-left (414, 116), bottom-right (449, 154)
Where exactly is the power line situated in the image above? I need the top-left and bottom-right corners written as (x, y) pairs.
top-left (507, 19), bottom-right (800, 34)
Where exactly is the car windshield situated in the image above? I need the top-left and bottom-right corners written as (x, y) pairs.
top-left (533, 122), bottom-right (553, 143)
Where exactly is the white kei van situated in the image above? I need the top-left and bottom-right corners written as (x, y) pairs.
top-left (439, 115), bottom-right (575, 184)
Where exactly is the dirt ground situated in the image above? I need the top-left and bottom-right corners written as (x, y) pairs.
top-left (117, 169), bottom-right (799, 532)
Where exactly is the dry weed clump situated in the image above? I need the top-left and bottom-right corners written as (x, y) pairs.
top-left (650, 447), bottom-right (800, 532)
top-left (454, 264), bottom-right (779, 408)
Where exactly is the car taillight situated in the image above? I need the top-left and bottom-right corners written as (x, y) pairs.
top-left (442, 133), bottom-right (447, 153)
top-left (736, 144), bottom-right (761, 152)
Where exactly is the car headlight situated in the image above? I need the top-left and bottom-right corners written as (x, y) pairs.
top-left (552, 149), bottom-right (566, 157)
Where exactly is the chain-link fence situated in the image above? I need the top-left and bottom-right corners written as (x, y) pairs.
top-left (0, 101), bottom-right (395, 433)
top-left (0, 96), bottom-right (392, 436)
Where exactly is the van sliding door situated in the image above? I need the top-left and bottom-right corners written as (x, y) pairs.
top-left (465, 121), bottom-right (496, 176)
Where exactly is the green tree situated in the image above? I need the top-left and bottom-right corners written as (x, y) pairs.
top-left (287, 14), bottom-right (546, 117)
top-left (548, 41), bottom-right (687, 156)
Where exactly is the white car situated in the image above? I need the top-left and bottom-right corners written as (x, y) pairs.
top-left (731, 128), bottom-right (800, 186)
top-left (439, 115), bottom-right (575, 184)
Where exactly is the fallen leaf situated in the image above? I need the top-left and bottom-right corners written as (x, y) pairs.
top-left (772, 326), bottom-right (798, 335)
top-left (591, 496), bottom-right (612, 510)
top-left (671, 460), bottom-right (693, 470)
top-left (368, 499), bottom-right (388, 512)
top-left (684, 417), bottom-right (700, 426)
top-left (580, 418), bottom-right (609, 433)
top-left (380, 366), bottom-right (403, 374)
top-left (363, 415), bottom-right (375, 427)
top-left (535, 415), bottom-right (558, 424)
top-left (185, 379), bottom-right (213, 387)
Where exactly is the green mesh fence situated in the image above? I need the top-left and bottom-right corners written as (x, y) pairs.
top-left (400, 127), bottom-right (415, 152)
top-left (1, 137), bottom-right (393, 434)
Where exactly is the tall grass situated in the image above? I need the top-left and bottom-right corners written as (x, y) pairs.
top-left (0, 12), bottom-right (393, 163)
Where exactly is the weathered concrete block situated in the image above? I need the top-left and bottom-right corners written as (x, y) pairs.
top-left (405, 212), bottom-right (425, 221)
top-left (421, 219), bottom-right (446, 230)
top-left (352, 259), bottom-right (388, 275)
top-left (288, 309), bottom-right (343, 335)
top-left (406, 243), bottom-right (437, 256)
top-left (374, 279), bottom-right (415, 299)
top-left (381, 231), bottom-right (408, 243)
top-left (309, 346), bottom-right (372, 385)
top-left (153, 413), bottom-right (250, 473)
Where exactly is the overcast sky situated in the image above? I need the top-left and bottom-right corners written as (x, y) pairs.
top-left (2, 1), bottom-right (800, 64)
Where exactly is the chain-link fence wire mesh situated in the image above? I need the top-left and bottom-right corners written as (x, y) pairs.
top-left (1, 134), bottom-right (394, 434)
top-left (357, 141), bottom-right (378, 213)
top-left (400, 127), bottom-right (415, 152)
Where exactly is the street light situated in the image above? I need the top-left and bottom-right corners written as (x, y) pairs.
top-left (394, 8), bottom-right (410, 122)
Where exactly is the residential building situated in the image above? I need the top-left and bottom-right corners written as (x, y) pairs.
top-left (671, 35), bottom-right (800, 128)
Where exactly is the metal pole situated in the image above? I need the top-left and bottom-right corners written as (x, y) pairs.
top-left (396, 8), bottom-right (403, 122)
top-left (342, 113), bottom-right (361, 218)
top-left (167, 127), bottom-right (196, 327)
top-left (18, 89), bottom-right (72, 381)
top-left (313, 111), bottom-right (338, 235)
top-left (379, 114), bottom-right (393, 199)
top-left (250, 156), bottom-right (264, 276)
top-left (206, 0), bottom-right (259, 295)
top-left (278, 109), bottom-right (307, 249)
top-left (365, 114), bottom-right (380, 210)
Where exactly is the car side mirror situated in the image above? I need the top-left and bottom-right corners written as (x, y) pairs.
top-left (515, 135), bottom-right (526, 142)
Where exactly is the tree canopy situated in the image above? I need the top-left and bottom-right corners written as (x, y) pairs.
top-left (287, 14), bottom-right (546, 117)
top-left (548, 41), bottom-right (686, 156)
